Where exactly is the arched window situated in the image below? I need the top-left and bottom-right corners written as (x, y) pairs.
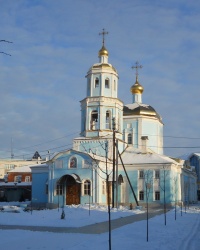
top-left (95, 78), bottom-right (99, 88)
top-left (106, 111), bottom-right (111, 129)
top-left (105, 78), bottom-right (109, 88)
top-left (69, 157), bottom-right (77, 168)
top-left (90, 110), bottom-right (98, 130)
top-left (84, 180), bottom-right (91, 195)
top-left (128, 133), bottom-right (132, 144)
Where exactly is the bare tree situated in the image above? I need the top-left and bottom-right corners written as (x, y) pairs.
top-left (82, 141), bottom-right (112, 250)
top-left (144, 170), bottom-right (153, 242)
top-left (0, 40), bottom-right (13, 56)
top-left (172, 176), bottom-right (178, 220)
top-left (184, 181), bottom-right (189, 213)
top-left (159, 164), bottom-right (170, 226)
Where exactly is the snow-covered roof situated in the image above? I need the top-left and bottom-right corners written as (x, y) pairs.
top-left (9, 163), bottom-right (48, 173)
top-left (0, 182), bottom-right (32, 186)
top-left (120, 146), bottom-right (177, 165)
top-left (123, 103), bottom-right (162, 123)
top-left (190, 153), bottom-right (200, 158)
top-left (9, 165), bottom-right (32, 173)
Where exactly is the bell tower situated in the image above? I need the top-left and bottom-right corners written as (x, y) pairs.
top-left (80, 29), bottom-right (123, 139)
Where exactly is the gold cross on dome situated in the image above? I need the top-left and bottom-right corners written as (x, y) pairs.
top-left (132, 61), bottom-right (143, 77)
top-left (99, 28), bottom-right (109, 46)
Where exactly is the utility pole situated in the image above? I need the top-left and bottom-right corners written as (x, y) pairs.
top-left (115, 139), bottom-right (119, 209)
top-left (11, 138), bottom-right (14, 159)
top-left (112, 117), bottom-right (116, 208)
top-left (105, 141), bottom-right (111, 250)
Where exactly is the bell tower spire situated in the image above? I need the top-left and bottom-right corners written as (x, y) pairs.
top-left (99, 28), bottom-right (108, 46)
top-left (98, 28), bottom-right (109, 63)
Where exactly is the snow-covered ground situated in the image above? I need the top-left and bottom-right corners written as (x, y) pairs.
top-left (0, 202), bottom-right (199, 250)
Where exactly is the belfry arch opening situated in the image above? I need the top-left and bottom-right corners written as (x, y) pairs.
top-left (106, 110), bottom-right (111, 129)
top-left (90, 110), bottom-right (98, 130)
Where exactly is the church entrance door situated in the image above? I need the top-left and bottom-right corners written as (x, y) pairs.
top-left (66, 175), bottom-right (80, 205)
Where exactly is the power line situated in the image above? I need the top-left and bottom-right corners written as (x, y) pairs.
top-left (0, 143), bottom-right (73, 160)
top-left (0, 131), bottom-right (79, 153)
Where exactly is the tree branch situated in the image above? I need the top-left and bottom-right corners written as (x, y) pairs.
top-left (0, 51), bottom-right (11, 56)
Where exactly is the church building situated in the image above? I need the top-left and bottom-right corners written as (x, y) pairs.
top-left (31, 31), bottom-right (197, 208)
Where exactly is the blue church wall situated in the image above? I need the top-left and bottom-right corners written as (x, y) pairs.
top-left (142, 120), bottom-right (160, 152)
top-left (190, 155), bottom-right (200, 181)
top-left (87, 77), bottom-right (91, 96)
top-left (118, 169), bottom-right (176, 205)
top-left (128, 170), bottom-right (138, 203)
top-left (123, 119), bottom-right (138, 148)
top-left (102, 74), bottom-right (114, 97)
top-left (51, 151), bottom-right (94, 170)
top-left (92, 74), bottom-right (101, 96)
top-left (159, 169), bottom-right (172, 204)
top-left (79, 141), bottom-right (107, 157)
top-left (48, 150), bottom-right (96, 205)
top-left (81, 109), bottom-right (86, 133)
top-left (32, 172), bottom-right (48, 204)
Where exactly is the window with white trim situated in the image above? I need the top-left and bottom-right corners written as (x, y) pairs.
top-left (155, 170), bottom-right (160, 179)
top-left (95, 77), bottom-right (99, 88)
top-left (155, 191), bottom-right (160, 200)
top-left (102, 181), bottom-right (106, 195)
top-left (91, 110), bottom-right (98, 130)
top-left (106, 111), bottom-right (111, 129)
top-left (25, 176), bottom-right (30, 182)
top-left (139, 170), bottom-right (144, 179)
top-left (128, 133), bottom-right (132, 144)
top-left (84, 180), bottom-right (91, 195)
top-left (139, 191), bottom-right (144, 200)
top-left (105, 78), bottom-right (109, 88)
top-left (56, 184), bottom-right (63, 195)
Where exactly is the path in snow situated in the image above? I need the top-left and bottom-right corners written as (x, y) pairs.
top-left (0, 209), bottom-right (163, 234)
top-left (179, 210), bottom-right (200, 250)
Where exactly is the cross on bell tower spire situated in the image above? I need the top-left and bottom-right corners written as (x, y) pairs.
top-left (131, 61), bottom-right (143, 81)
top-left (99, 28), bottom-right (108, 46)
top-left (98, 29), bottom-right (109, 62)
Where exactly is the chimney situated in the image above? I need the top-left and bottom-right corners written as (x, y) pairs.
top-left (141, 136), bottom-right (148, 153)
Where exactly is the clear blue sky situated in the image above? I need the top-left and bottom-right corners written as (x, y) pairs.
top-left (0, 0), bottom-right (200, 159)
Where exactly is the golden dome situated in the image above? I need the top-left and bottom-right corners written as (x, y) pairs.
top-left (130, 78), bottom-right (144, 94)
top-left (98, 45), bottom-right (109, 57)
top-left (123, 103), bottom-right (163, 123)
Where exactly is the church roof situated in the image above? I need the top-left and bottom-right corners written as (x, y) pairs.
top-left (88, 63), bottom-right (117, 73)
top-left (98, 45), bottom-right (109, 57)
top-left (130, 78), bottom-right (144, 94)
top-left (32, 151), bottom-right (41, 159)
top-left (120, 146), bottom-right (177, 165)
top-left (123, 103), bottom-right (163, 123)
